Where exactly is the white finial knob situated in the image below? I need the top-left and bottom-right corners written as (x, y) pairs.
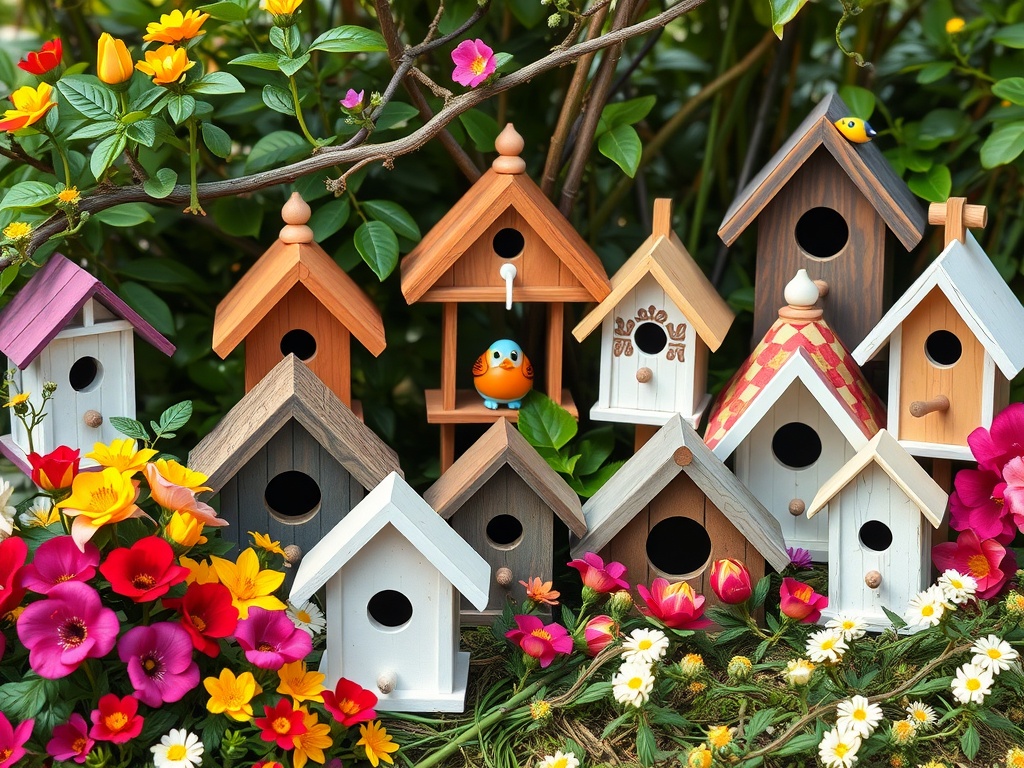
top-left (492, 124), bottom-right (526, 174)
top-left (785, 269), bottom-right (820, 308)
top-left (280, 192), bottom-right (314, 244)
top-left (377, 670), bottom-right (397, 694)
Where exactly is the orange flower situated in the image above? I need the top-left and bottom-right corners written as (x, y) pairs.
top-left (144, 9), bottom-right (210, 44)
top-left (519, 577), bottom-right (560, 606)
top-left (97, 33), bottom-right (134, 85)
top-left (0, 82), bottom-right (57, 132)
top-left (135, 45), bottom-right (194, 86)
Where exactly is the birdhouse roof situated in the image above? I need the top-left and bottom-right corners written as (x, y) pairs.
top-left (704, 315), bottom-right (885, 458)
top-left (424, 418), bottom-right (587, 537)
top-left (852, 232), bottom-right (1024, 378)
top-left (718, 92), bottom-right (927, 250)
top-left (571, 414), bottom-right (789, 571)
top-left (807, 429), bottom-right (947, 527)
top-left (188, 355), bottom-right (400, 493)
top-left (290, 472), bottom-right (490, 608)
top-left (0, 254), bottom-right (175, 368)
top-left (572, 200), bottom-right (735, 349)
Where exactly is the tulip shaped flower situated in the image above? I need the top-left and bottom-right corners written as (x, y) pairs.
top-left (710, 559), bottom-right (753, 604)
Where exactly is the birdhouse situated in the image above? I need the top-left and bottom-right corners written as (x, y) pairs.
top-left (212, 192), bottom-right (386, 409)
top-left (573, 199), bottom-right (735, 428)
top-left (0, 254), bottom-right (175, 472)
top-left (290, 472), bottom-right (490, 712)
top-left (424, 419), bottom-right (586, 624)
top-left (400, 123), bottom-right (611, 470)
top-left (807, 430), bottom-right (947, 631)
top-left (571, 414), bottom-right (788, 601)
top-left (704, 270), bottom-right (885, 561)
top-left (718, 93), bottom-right (927, 349)
top-left (188, 355), bottom-right (400, 555)
top-left (853, 200), bottom-right (1024, 460)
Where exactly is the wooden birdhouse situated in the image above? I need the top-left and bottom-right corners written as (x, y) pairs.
top-left (571, 414), bottom-right (788, 601)
top-left (188, 355), bottom-right (400, 555)
top-left (572, 199), bottom-right (735, 429)
top-left (0, 254), bottom-right (175, 472)
top-left (718, 93), bottom-right (927, 349)
top-left (807, 429), bottom-right (947, 631)
top-left (212, 193), bottom-right (386, 409)
top-left (424, 419), bottom-right (586, 624)
top-left (852, 200), bottom-right (1024, 461)
top-left (290, 472), bottom-right (490, 712)
top-left (400, 123), bottom-right (611, 470)
top-left (703, 270), bottom-right (885, 561)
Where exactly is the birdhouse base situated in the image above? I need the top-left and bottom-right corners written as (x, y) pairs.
top-left (817, 607), bottom-right (921, 635)
top-left (425, 389), bottom-right (578, 423)
top-left (367, 651), bottom-right (472, 713)
top-left (460, 606), bottom-right (551, 627)
top-left (589, 394), bottom-right (711, 429)
top-left (0, 434), bottom-right (30, 475)
top-left (897, 440), bottom-right (972, 462)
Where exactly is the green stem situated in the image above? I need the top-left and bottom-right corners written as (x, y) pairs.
top-left (44, 130), bottom-right (72, 188)
top-left (348, 191), bottom-right (367, 222)
top-left (82, 659), bottom-right (99, 696)
top-left (288, 75), bottom-right (318, 146)
top-left (186, 120), bottom-right (203, 214)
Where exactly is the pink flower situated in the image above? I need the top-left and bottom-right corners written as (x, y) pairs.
top-left (567, 552), bottom-right (629, 594)
top-left (583, 614), bottom-right (618, 656)
top-left (968, 402), bottom-right (1024, 472)
top-left (117, 622), bottom-right (200, 706)
top-left (779, 577), bottom-right (828, 623)
top-left (933, 529), bottom-right (1014, 599)
top-left (636, 579), bottom-right (712, 630)
top-left (89, 694), bottom-right (143, 744)
top-left (1000, 456), bottom-right (1024, 533)
top-left (340, 88), bottom-right (364, 109)
top-left (235, 606), bottom-right (313, 670)
top-left (451, 39), bottom-right (496, 87)
top-left (0, 537), bottom-right (27, 616)
top-left (710, 558), bottom-right (753, 604)
top-left (17, 580), bottom-right (119, 678)
top-left (505, 614), bottom-right (573, 667)
top-left (143, 462), bottom-right (227, 527)
top-left (0, 711), bottom-right (33, 768)
top-left (47, 713), bottom-right (94, 764)
top-left (20, 535), bottom-right (100, 594)
top-left (949, 468), bottom-right (1017, 543)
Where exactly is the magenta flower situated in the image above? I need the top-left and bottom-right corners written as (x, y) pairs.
top-left (949, 468), bottom-right (1017, 543)
top-left (968, 402), bottom-right (1024, 472)
top-left (786, 547), bottom-right (813, 569)
top-left (568, 552), bottom-right (629, 594)
top-left (235, 606), bottom-right (313, 670)
top-left (47, 713), bottom-right (94, 764)
top-left (451, 39), bottom-right (496, 87)
top-left (636, 578), bottom-right (712, 630)
top-left (340, 88), bottom-right (364, 110)
top-left (933, 529), bottom-right (1015, 599)
top-left (20, 535), bottom-right (101, 594)
top-left (779, 577), bottom-right (828, 623)
top-left (0, 711), bottom-right (33, 768)
top-left (505, 614), bottom-right (573, 668)
top-left (117, 622), bottom-right (200, 706)
top-left (17, 580), bottom-right (119, 678)
top-left (1000, 456), bottom-right (1024, 533)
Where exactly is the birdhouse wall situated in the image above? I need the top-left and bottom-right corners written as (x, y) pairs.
top-left (243, 283), bottom-right (352, 406)
top-left (753, 148), bottom-right (888, 349)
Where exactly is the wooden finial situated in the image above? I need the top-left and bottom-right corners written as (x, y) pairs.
top-left (377, 671), bottom-right (397, 694)
top-left (652, 199), bottom-right (673, 238)
top-left (280, 191), bottom-right (314, 244)
top-left (788, 498), bottom-right (805, 516)
top-left (673, 446), bottom-right (693, 467)
top-left (864, 570), bottom-right (882, 589)
top-left (778, 269), bottom-right (824, 321)
top-left (636, 367), bottom-right (653, 383)
top-left (492, 123), bottom-right (526, 174)
top-left (928, 197), bottom-right (987, 247)
top-left (83, 409), bottom-right (103, 428)
top-left (909, 395), bottom-right (950, 418)
top-left (496, 567), bottom-right (513, 587)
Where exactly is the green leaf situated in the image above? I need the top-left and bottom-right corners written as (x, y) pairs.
top-left (167, 94), bottom-right (196, 124)
top-left (143, 168), bottom-right (178, 199)
top-left (905, 675), bottom-right (952, 696)
top-left (572, 681), bottom-right (612, 705)
top-left (636, 720), bottom-right (656, 768)
top-left (769, 0), bottom-right (810, 38)
top-left (202, 122), bottom-right (232, 158)
top-left (363, 200), bottom-right (420, 240)
top-left (993, 77), bottom-right (1024, 106)
top-left (119, 281), bottom-right (175, 336)
top-left (189, 71), bottom-right (245, 95)
top-left (961, 723), bottom-right (980, 760)
top-left (917, 61), bottom-right (954, 84)
top-left (262, 84), bottom-right (296, 116)
top-left (0, 265), bottom-right (18, 297)
top-left (994, 23), bottom-right (1024, 47)
top-left (246, 130), bottom-right (309, 173)
top-left (269, 25), bottom-right (300, 54)
top-left (908, 164), bottom-right (952, 202)
top-left (374, 102), bottom-right (420, 131)
top-left (94, 203), bottom-right (154, 227)
top-left (597, 95), bottom-right (657, 134)
top-left (198, 0), bottom-right (249, 21)
top-left (598, 124), bottom-right (642, 178)
top-left (229, 52), bottom-right (284, 70)
top-left (279, 53), bottom-right (310, 77)
top-left (308, 198), bottom-right (351, 241)
top-left (118, 257), bottom-right (202, 285)
top-left (158, 400), bottom-right (193, 432)
top-left (67, 120), bottom-right (119, 142)
top-left (751, 574), bottom-right (771, 609)
top-left (57, 76), bottom-right (118, 120)
top-left (459, 109), bottom-right (501, 152)
top-left (516, 391), bottom-right (578, 451)
top-left (881, 605), bottom-right (908, 629)
top-left (0, 181), bottom-right (58, 210)
top-left (90, 132), bottom-right (127, 180)
top-left (571, 460), bottom-right (623, 497)
top-left (354, 220), bottom-right (400, 280)
top-left (919, 108), bottom-right (970, 143)
top-left (309, 25), bottom-right (388, 54)
top-left (745, 708), bottom-right (777, 739)
top-left (838, 85), bottom-right (875, 120)
top-left (575, 427), bottom-right (614, 476)
top-left (109, 416), bottom-right (151, 442)
top-left (0, 675), bottom-right (63, 721)
top-left (125, 119), bottom-right (157, 147)
top-left (981, 123), bottom-right (1024, 168)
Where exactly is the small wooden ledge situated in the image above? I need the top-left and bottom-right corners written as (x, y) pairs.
top-left (425, 389), bottom-right (577, 424)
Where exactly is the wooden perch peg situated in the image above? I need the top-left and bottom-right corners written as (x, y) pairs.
top-left (788, 498), bottom-right (805, 516)
top-left (636, 367), bottom-right (653, 383)
top-left (928, 197), bottom-right (987, 247)
top-left (909, 395), bottom-right (950, 418)
top-left (83, 410), bottom-right (103, 428)
top-left (496, 567), bottom-right (513, 587)
top-left (813, 279), bottom-right (829, 298)
top-left (865, 570), bottom-right (882, 589)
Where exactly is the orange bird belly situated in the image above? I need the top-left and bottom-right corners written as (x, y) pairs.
top-left (474, 367), bottom-right (533, 402)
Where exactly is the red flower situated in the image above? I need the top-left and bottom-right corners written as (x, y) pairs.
top-left (255, 698), bottom-right (307, 749)
top-left (636, 578), bottom-right (712, 630)
top-left (164, 581), bottom-right (238, 657)
top-left (18, 38), bottom-right (62, 75)
top-left (88, 694), bottom-right (144, 744)
top-left (567, 552), bottom-right (629, 594)
top-left (779, 578), bottom-right (828, 623)
top-left (322, 678), bottom-right (378, 726)
top-left (28, 446), bottom-right (80, 491)
top-left (505, 614), bottom-right (573, 667)
top-left (0, 537), bottom-right (27, 616)
top-left (583, 614), bottom-right (618, 656)
top-left (933, 529), bottom-right (1015, 599)
top-left (710, 559), bottom-right (753, 604)
top-left (99, 536), bottom-right (189, 602)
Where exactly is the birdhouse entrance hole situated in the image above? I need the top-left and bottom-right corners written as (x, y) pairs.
top-left (771, 422), bottom-right (822, 469)
top-left (859, 520), bottom-right (893, 552)
top-left (367, 589), bottom-right (413, 630)
top-left (486, 514), bottom-right (523, 549)
top-left (264, 471), bottom-right (322, 524)
top-left (645, 517), bottom-right (712, 577)
top-left (795, 207), bottom-right (848, 260)
top-left (493, 227), bottom-right (525, 259)
top-left (924, 330), bottom-right (962, 367)
top-left (280, 329), bottom-right (317, 361)
top-left (634, 322), bottom-right (668, 355)
top-left (69, 356), bottom-right (103, 392)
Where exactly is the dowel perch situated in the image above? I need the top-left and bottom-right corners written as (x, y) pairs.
top-left (788, 498), bottom-right (805, 516)
top-left (864, 570), bottom-right (882, 589)
top-left (636, 367), bottom-right (653, 383)
top-left (496, 567), bottom-right (513, 587)
top-left (927, 198), bottom-right (987, 246)
top-left (83, 409), bottom-right (103, 428)
top-left (909, 395), bottom-right (950, 418)
top-left (813, 279), bottom-right (829, 298)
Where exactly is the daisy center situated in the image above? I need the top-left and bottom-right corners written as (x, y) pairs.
top-left (834, 744), bottom-right (849, 758)
top-left (852, 709), bottom-right (866, 720)
top-left (257, 642), bottom-right (275, 652)
top-left (913, 711), bottom-right (928, 721)
top-left (967, 554), bottom-right (991, 577)
top-left (296, 610), bottom-right (311, 623)
top-left (530, 629), bottom-right (553, 642)
top-left (921, 605), bottom-right (934, 616)
top-left (191, 615), bottom-right (207, 632)
top-left (821, 638), bottom-right (835, 650)
top-left (104, 712), bottom-right (128, 732)
top-left (132, 573), bottom-right (157, 590)
top-left (552, 759), bottom-right (568, 768)
top-left (166, 745), bottom-right (187, 761)
top-left (272, 716), bottom-right (293, 734)
top-left (987, 648), bottom-right (1002, 659)
top-left (628, 677), bottom-right (643, 689)
top-left (470, 55), bottom-right (486, 75)
top-left (58, 618), bottom-right (88, 649)
top-left (966, 678), bottom-right (981, 691)
top-left (638, 639), bottom-right (652, 650)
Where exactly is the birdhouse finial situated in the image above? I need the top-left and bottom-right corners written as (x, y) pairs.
top-left (779, 269), bottom-right (823, 321)
top-left (280, 191), bottom-right (314, 244)
top-left (927, 197), bottom-right (987, 247)
top-left (492, 123), bottom-right (526, 175)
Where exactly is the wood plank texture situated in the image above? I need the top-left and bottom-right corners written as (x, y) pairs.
top-left (425, 389), bottom-right (578, 423)
top-left (546, 303), bottom-right (564, 399)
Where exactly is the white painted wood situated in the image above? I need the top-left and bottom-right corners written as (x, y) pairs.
top-left (981, 353), bottom-right (996, 428)
top-left (887, 326), bottom-right (902, 440)
top-left (896, 440), bottom-right (973, 461)
top-left (53, 319), bottom-right (134, 340)
top-left (589, 398), bottom-right (709, 429)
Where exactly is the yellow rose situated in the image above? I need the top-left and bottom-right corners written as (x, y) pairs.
top-left (135, 45), bottom-right (195, 86)
top-left (0, 82), bottom-right (57, 132)
top-left (97, 33), bottom-right (134, 85)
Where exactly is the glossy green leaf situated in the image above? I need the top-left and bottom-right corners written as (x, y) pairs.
top-left (919, 108), bottom-right (970, 143)
top-left (143, 168), bottom-right (178, 199)
top-left (158, 400), bottom-right (193, 432)
top-left (574, 427), bottom-right (615, 477)
top-left (908, 164), bottom-right (952, 202)
top-left (994, 23), bottom-right (1024, 48)
top-left (246, 130), bottom-right (308, 173)
top-left (0, 181), bottom-right (58, 210)
top-left (198, 0), bottom-right (248, 21)
top-left (119, 281), bottom-right (175, 336)
top-left (598, 124), bottom-right (642, 177)
top-left (769, 0), bottom-right (809, 38)
top-left (57, 76), bottom-right (118, 120)
top-left (354, 220), bottom-right (399, 280)
top-left (374, 102), bottom-right (420, 131)
top-left (94, 203), bottom-right (155, 227)
top-left (981, 123), bottom-right (1024, 168)
top-left (279, 53), bottom-right (310, 77)
top-left (201, 122), bottom-right (232, 159)
top-left (211, 197), bottom-right (264, 237)
top-left (90, 132), bottom-right (127, 180)
top-left (309, 198), bottom-right (351, 241)
top-left (0, 265), bottom-right (18, 296)
top-left (597, 95), bottom-right (657, 135)
top-left (118, 257), bottom-right (202, 284)
top-left (993, 77), bottom-right (1024, 106)
top-left (67, 120), bottom-right (119, 142)
top-left (189, 71), bottom-right (245, 95)
top-left (125, 119), bottom-right (157, 147)
top-left (517, 392), bottom-right (577, 451)
top-left (309, 25), bottom-right (388, 54)
top-left (459, 109), bottom-right (501, 152)
top-left (838, 85), bottom-right (875, 119)
top-left (262, 84), bottom-right (296, 116)
top-left (917, 61), bottom-right (954, 84)
top-left (269, 25), bottom-right (300, 55)
top-left (363, 200), bottom-right (420, 240)
top-left (961, 724), bottom-right (980, 761)
top-left (229, 52), bottom-right (284, 70)
top-left (570, 460), bottom-right (624, 497)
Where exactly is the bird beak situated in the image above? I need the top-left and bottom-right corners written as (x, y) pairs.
top-left (499, 358), bottom-right (515, 370)
top-left (865, 122), bottom-right (877, 138)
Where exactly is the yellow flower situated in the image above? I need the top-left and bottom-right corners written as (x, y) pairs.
top-left (292, 706), bottom-right (332, 768)
top-left (529, 700), bottom-right (551, 720)
top-left (687, 744), bottom-right (713, 768)
top-left (250, 530), bottom-right (286, 557)
top-left (86, 438), bottom-right (158, 476)
top-left (276, 660), bottom-right (326, 704)
top-left (211, 547), bottom-right (286, 618)
top-left (945, 17), bottom-right (966, 34)
top-left (204, 669), bottom-right (262, 721)
top-left (0, 82), bottom-right (57, 132)
top-left (167, 510), bottom-right (207, 548)
top-left (891, 719), bottom-right (916, 745)
top-left (144, 9), bottom-right (210, 44)
top-left (57, 187), bottom-right (80, 204)
top-left (688, 681), bottom-right (706, 694)
top-left (97, 33), bottom-right (133, 85)
top-left (357, 721), bottom-right (399, 768)
top-left (56, 467), bottom-right (141, 548)
top-left (266, 0), bottom-right (303, 13)
top-left (135, 45), bottom-right (195, 86)
top-left (707, 725), bottom-right (732, 749)
top-left (153, 458), bottom-right (211, 492)
top-left (3, 392), bottom-right (29, 407)
top-left (180, 555), bottom-right (219, 585)
top-left (1007, 747), bottom-right (1024, 768)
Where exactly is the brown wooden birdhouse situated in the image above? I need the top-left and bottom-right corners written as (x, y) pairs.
top-left (718, 93), bottom-right (927, 349)
top-left (212, 193), bottom-right (386, 409)
top-left (424, 419), bottom-right (586, 624)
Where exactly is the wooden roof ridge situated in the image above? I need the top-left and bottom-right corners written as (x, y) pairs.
top-left (718, 92), bottom-right (926, 250)
top-left (807, 429), bottom-right (947, 527)
top-left (852, 231), bottom-right (1024, 377)
top-left (423, 418), bottom-right (586, 537)
top-left (188, 354), bottom-right (400, 493)
top-left (571, 414), bottom-right (789, 571)
top-left (0, 253), bottom-right (175, 368)
top-left (290, 472), bottom-right (490, 608)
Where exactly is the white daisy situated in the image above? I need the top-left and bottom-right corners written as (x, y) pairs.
top-left (970, 634), bottom-right (1019, 675)
top-left (784, 658), bottom-right (815, 687)
top-left (288, 600), bottom-right (326, 637)
top-left (0, 480), bottom-right (15, 540)
top-left (950, 662), bottom-right (994, 705)
top-left (18, 496), bottom-right (58, 528)
top-left (817, 724), bottom-right (862, 768)
top-left (904, 700), bottom-right (936, 729)
top-left (936, 569), bottom-right (977, 605)
top-left (835, 695), bottom-right (883, 738)
top-left (611, 660), bottom-right (655, 708)
top-left (151, 729), bottom-right (203, 768)
top-left (537, 750), bottom-right (580, 768)
top-left (621, 628), bottom-right (669, 664)
top-left (806, 629), bottom-right (848, 663)
top-left (826, 614), bottom-right (867, 641)
top-left (905, 586), bottom-right (950, 627)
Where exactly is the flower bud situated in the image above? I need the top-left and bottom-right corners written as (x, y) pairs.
top-left (783, 658), bottom-right (815, 687)
top-left (582, 614), bottom-right (617, 657)
top-left (710, 558), bottom-right (753, 604)
top-left (678, 652), bottom-right (704, 681)
top-left (727, 655), bottom-right (752, 682)
top-left (97, 33), bottom-right (133, 87)
top-left (608, 589), bottom-right (633, 617)
top-left (686, 744), bottom-right (712, 768)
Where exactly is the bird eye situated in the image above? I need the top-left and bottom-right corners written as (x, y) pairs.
top-left (510, 351), bottom-right (518, 361)
top-left (848, 120), bottom-right (855, 127)
top-left (493, 351), bottom-right (500, 358)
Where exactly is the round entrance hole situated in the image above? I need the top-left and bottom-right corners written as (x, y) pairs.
top-left (925, 330), bottom-right (962, 367)
top-left (486, 514), bottom-right (523, 549)
top-left (367, 589), bottom-right (413, 630)
top-left (69, 356), bottom-right (103, 393)
top-left (859, 520), bottom-right (893, 552)
top-left (493, 227), bottom-right (525, 259)
top-left (795, 207), bottom-right (849, 259)
top-left (280, 329), bottom-right (317, 361)
top-left (265, 471), bottom-right (322, 524)
top-left (634, 322), bottom-right (668, 355)
top-left (645, 516), bottom-right (712, 577)
top-left (772, 422), bottom-right (823, 470)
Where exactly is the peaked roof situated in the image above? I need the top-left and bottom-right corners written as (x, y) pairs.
top-left (704, 315), bottom-right (885, 458)
top-left (188, 354), bottom-right (400, 493)
top-left (424, 419), bottom-right (587, 537)
top-left (852, 232), bottom-right (1024, 378)
top-left (571, 414), bottom-right (789, 571)
top-left (807, 429), bottom-right (947, 527)
top-left (290, 472), bottom-right (490, 609)
top-left (718, 92), bottom-right (927, 250)
top-left (0, 254), bottom-right (175, 368)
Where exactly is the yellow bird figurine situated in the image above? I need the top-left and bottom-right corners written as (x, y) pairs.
top-left (473, 339), bottom-right (534, 410)
top-left (834, 116), bottom-right (877, 143)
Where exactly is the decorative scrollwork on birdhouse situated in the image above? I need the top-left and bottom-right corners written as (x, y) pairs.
top-left (613, 317), bottom-right (635, 357)
top-left (613, 307), bottom-right (687, 361)
top-left (636, 305), bottom-right (668, 324)
top-left (667, 322), bottom-right (687, 363)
